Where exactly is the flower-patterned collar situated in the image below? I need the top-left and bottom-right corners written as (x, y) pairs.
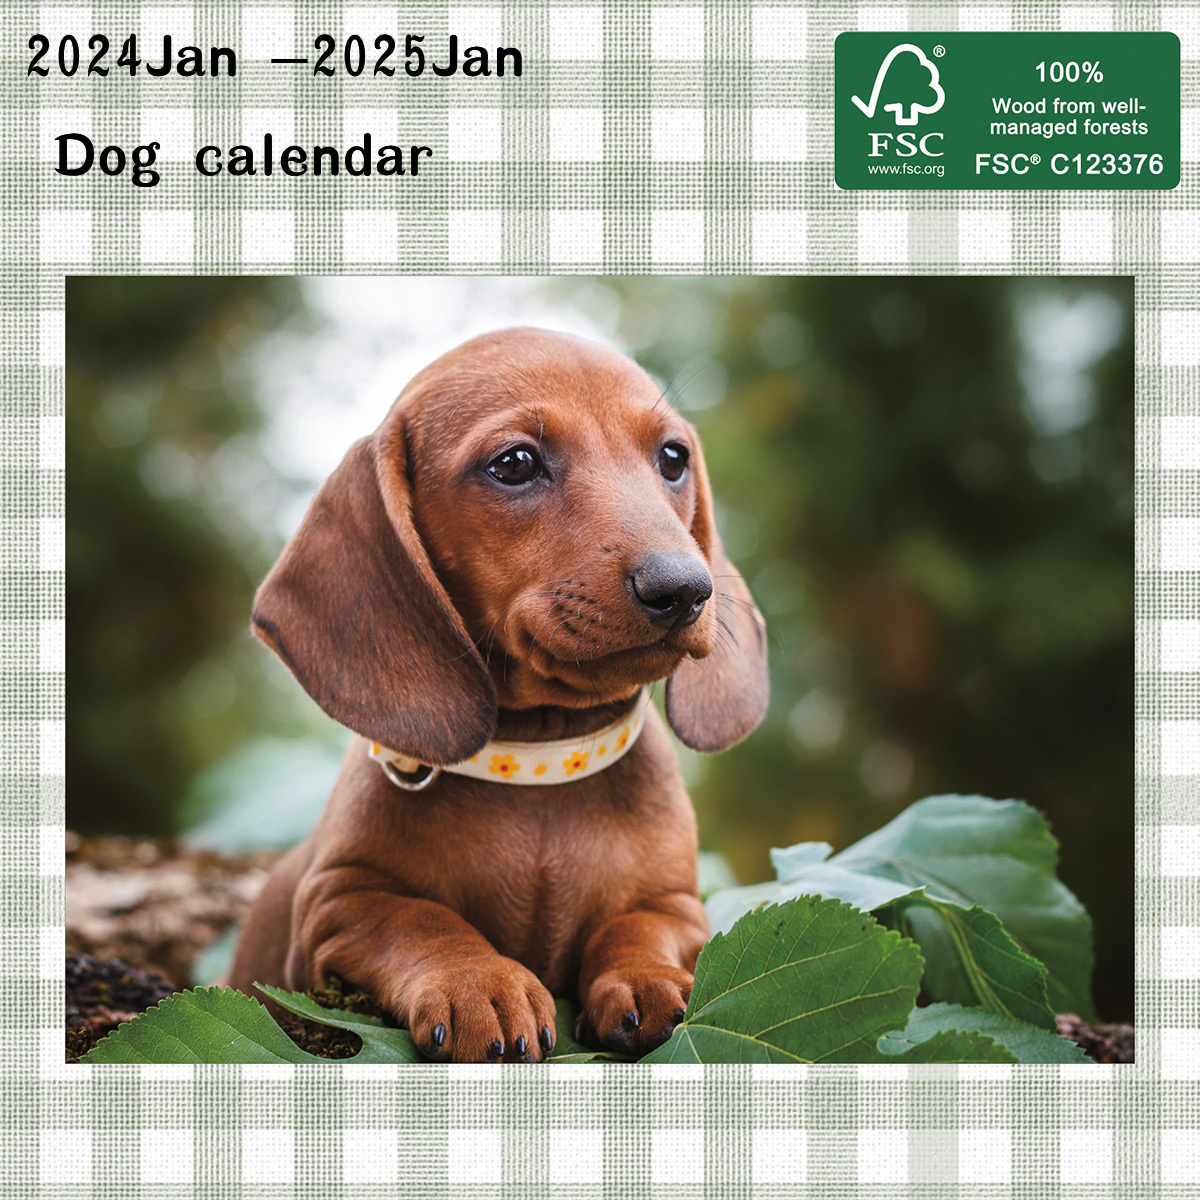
top-left (368, 690), bottom-right (650, 791)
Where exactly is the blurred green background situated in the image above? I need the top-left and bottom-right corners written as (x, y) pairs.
top-left (67, 276), bottom-right (1133, 1019)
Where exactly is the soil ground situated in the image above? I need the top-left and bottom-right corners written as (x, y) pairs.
top-left (65, 831), bottom-right (277, 987)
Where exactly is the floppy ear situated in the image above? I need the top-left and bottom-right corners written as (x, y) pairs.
top-left (251, 421), bottom-right (496, 764)
top-left (665, 440), bottom-right (769, 753)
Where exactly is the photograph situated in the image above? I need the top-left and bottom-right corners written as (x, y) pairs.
top-left (64, 275), bottom-right (1132, 1066)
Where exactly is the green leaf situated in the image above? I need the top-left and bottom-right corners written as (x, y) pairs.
top-left (81, 987), bottom-right (330, 1064)
top-left (256, 984), bottom-right (422, 1062)
top-left (705, 880), bottom-right (788, 936)
top-left (834, 795), bottom-right (1095, 1018)
top-left (882, 1030), bottom-right (1015, 1063)
top-left (879, 1002), bottom-right (1091, 1064)
top-left (789, 865), bottom-right (928, 916)
top-left (838, 794), bottom-right (1058, 873)
top-left (81, 985), bottom-right (423, 1064)
top-left (905, 898), bottom-right (1055, 1030)
top-left (705, 872), bottom-right (929, 954)
top-left (769, 841), bottom-right (835, 878)
top-left (645, 894), bottom-right (1015, 1064)
top-left (707, 844), bottom-right (928, 936)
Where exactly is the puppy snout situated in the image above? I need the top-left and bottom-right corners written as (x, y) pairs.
top-left (630, 553), bottom-right (713, 629)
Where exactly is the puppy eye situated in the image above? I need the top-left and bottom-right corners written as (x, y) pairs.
top-left (487, 445), bottom-right (543, 486)
top-left (658, 441), bottom-right (690, 483)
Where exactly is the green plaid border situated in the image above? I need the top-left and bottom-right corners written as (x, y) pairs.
top-left (6, 0), bottom-right (1199, 1193)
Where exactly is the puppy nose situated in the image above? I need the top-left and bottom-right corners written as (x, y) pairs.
top-left (630, 553), bottom-right (713, 628)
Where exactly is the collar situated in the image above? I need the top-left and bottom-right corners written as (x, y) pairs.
top-left (369, 690), bottom-right (650, 790)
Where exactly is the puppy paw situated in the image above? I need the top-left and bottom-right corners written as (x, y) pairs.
top-left (580, 965), bottom-right (691, 1056)
top-left (407, 956), bottom-right (557, 1064)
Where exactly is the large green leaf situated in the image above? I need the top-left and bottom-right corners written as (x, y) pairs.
top-left (833, 795), bottom-right (1094, 1018)
top-left (643, 895), bottom-right (1016, 1064)
top-left (81, 987), bottom-right (365, 1064)
top-left (707, 861), bottom-right (1054, 1031)
top-left (835, 794), bottom-right (1059, 873)
top-left (704, 849), bottom-right (924, 938)
top-left (904, 898), bottom-right (1055, 1030)
top-left (708, 795), bottom-right (1094, 1020)
top-left (82, 985), bottom-right (423, 1064)
top-left (879, 1002), bottom-right (1091, 1064)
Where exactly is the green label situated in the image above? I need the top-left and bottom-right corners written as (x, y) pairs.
top-left (835, 32), bottom-right (1180, 189)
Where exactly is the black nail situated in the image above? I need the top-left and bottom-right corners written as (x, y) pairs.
top-left (515, 1036), bottom-right (526, 1055)
top-left (622, 1010), bottom-right (640, 1030)
top-left (672, 1008), bottom-right (686, 1025)
top-left (488, 1038), bottom-right (504, 1060)
top-left (574, 1016), bottom-right (586, 1043)
top-left (540, 1026), bottom-right (554, 1053)
top-left (432, 1023), bottom-right (445, 1047)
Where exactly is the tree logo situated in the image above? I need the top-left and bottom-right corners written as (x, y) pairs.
top-left (851, 43), bottom-right (945, 126)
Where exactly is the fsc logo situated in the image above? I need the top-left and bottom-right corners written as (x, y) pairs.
top-left (850, 43), bottom-right (945, 126)
top-left (834, 32), bottom-right (1179, 190)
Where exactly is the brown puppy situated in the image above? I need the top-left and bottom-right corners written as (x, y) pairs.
top-left (229, 328), bottom-right (768, 1062)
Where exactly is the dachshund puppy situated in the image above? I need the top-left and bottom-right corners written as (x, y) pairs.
top-left (229, 328), bottom-right (768, 1061)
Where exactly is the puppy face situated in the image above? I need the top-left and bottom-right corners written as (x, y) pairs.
top-left (253, 328), bottom-right (767, 763)
top-left (404, 333), bottom-right (717, 708)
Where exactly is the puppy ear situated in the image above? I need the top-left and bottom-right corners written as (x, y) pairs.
top-left (251, 424), bottom-right (496, 764)
top-left (665, 440), bottom-right (769, 753)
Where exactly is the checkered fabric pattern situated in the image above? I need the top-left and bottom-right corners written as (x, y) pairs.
top-left (6, 0), bottom-right (1199, 1193)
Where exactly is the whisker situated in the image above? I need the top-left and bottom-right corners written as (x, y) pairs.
top-left (575, 617), bottom-right (598, 666)
top-left (717, 596), bottom-right (764, 622)
top-left (461, 580), bottom-right (576, 668)
top-left (714, 589), bottom-right (784, 657)
top-left (664, 361), bottom-right (715, 411)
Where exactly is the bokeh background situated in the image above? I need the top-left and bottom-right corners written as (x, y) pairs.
top-left (67, 275), bottom-right (1133, 1019)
